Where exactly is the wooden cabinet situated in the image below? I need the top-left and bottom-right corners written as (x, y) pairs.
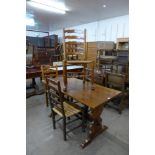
top-left (115, 38), bottom-right (129, 76)
top-left (44, 36), bottom-right (50, 47)
top-left (50, 35), bottom-right (58, 48)
top-left (27, 35), bottom-right (58, 48)
top-left (86, 41), bottom-right (116, 64)
top-left (26, 36), bottom-right (44, 47)
top-left (44, 35), bottom-right (58, 48)
top-left (87, 42), bottom-right (97, 62)
top-left (116, 38), bottom-right (129, 50)
top-left (37, 48), bottom-right (52, 64)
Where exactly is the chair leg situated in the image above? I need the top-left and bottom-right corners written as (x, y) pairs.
top-left (45, 91), bottom-right (49, 107)
top-left (52, 110), bottom-right (56, 129)
top-left (82, 106), bottom-right (88, 132)
top-left (70, 97), bottom-right (73, 102)
top-left (82, 112), bottom-right (86, 132)
top-left (63, 117), bottom-right (67, 141)
top-left (118, 96), bottom-right (125, 114)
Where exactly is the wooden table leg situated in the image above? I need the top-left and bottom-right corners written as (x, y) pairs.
top-left (26, 78), bottom-right (36, 89)
top-left (83, 64), bottom-right (86, 83)
top-left (32, 78), bottom-right (36, 87)
top-left (81, 104), bottom-right (108, 148)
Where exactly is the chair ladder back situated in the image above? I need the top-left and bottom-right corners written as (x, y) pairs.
top-left (41, 65), bottom-right (58, 80)
top-left (47, 78), bottom-right (65, 116)
top-left (63, 28), bottom-right (87, 61)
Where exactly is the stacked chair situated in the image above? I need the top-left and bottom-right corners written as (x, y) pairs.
top-left (63, 28), bottom-right (95, 91)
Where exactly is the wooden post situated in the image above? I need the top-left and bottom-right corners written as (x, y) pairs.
top-left (63, 60), bottom-right (67, 91)
top-left (91, 61), bottom-right (95, 90)
top-left (63, 28), bottom-right (66, 60)
top-left (63, 28), bottom-right (67, 91)
top-left (83, 64), bottom-right (86, 83)
top-left (84, 29), bottom-right (87, 60)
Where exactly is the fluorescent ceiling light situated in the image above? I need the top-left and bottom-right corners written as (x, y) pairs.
top-left (26, 17), bottom-right (35, 26)
top-left (102, 4), bottom-right (106, 8)
top-left (27, 0), bottom-right (68, 14)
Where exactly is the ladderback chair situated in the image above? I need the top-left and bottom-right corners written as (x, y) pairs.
top-left (47, 78), bottom-right (85, 141)
top-left (63, 28), bottom-right (95, 91)
top-left (105, 72), bottom-right (129, 114)
top-left (41, 65), bottom-right (58, 106)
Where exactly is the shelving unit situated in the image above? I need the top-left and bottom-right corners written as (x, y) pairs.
top-left (96, 41), bottom-right (116, 70)
top-left (94, 39), bottom-right (129, 85)
top-left (96, 49), bottom-right (117, 71)
top-left (95, 42), bottom-right (116, 85)
top-left (115, 38), bottom-right (129, 77)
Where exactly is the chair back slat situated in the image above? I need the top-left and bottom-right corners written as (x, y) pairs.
top-left (48, 83), bottom-right (59, 94)
top-left (41, 65), bottom-right (58, 80)
top-left (49, 90), bottom-right (60, 99)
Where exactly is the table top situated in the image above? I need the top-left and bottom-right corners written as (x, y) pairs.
top-left (26, 66), bottom-right (40, 71)
top-left (26, 66), bottom-right (42, 79)
top-left (50, 65), bottom-right (83, 71)
top-left (59, 78), bottom-right (121, 109)
top-left (26, 65), bottom-right (83, 79)
top-left (67, 60), bottom-right (93, 64)
top-left (26, 68), bottom-right (41, 73)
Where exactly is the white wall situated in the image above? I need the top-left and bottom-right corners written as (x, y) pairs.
top-left (50, 15), bottom-right (129, 43)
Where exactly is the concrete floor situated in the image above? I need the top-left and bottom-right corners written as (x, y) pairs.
top-left (26, 79), bottom-right (129, 155)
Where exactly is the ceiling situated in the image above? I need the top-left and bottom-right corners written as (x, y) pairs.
top-left (26, 0), bottom-right (129, 32)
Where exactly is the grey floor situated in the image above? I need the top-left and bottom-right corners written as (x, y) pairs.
top-left (26, 79), bottom-right (129, 155)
